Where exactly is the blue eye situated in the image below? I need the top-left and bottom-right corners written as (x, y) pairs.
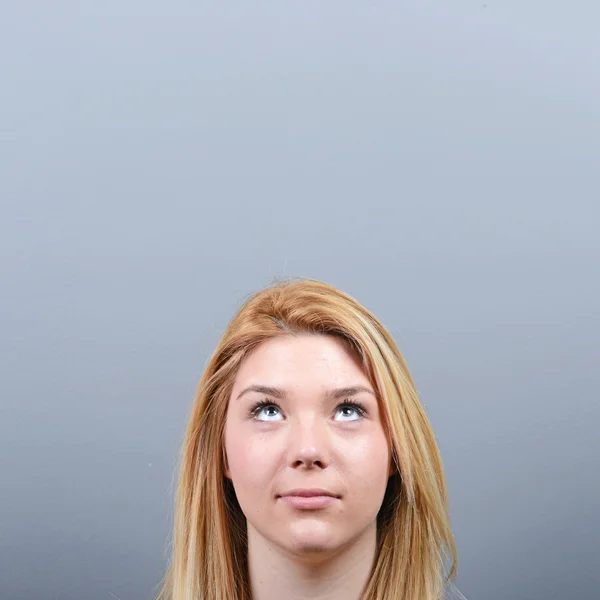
top-left (250, 402), bottom-right (283, 422)
top-left (334, 403), bottom-right (365, 421)
top-left (248, 399), bottom-right (366, 422)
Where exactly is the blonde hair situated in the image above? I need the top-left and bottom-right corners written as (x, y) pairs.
top-left (153, 277), bottom-right (460, 600)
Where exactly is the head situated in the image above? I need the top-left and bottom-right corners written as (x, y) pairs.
top-left (155, 278), bottom-right (458, 600)
top-left (224, 332), bottom-right (394, 562)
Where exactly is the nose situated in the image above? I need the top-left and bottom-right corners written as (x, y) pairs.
top-left (286, 416), bottom-right (331, 470)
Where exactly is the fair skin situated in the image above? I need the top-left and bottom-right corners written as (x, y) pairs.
top-left (224, 333), bottom-right (393, 600)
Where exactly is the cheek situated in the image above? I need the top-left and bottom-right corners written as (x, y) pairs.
top-left (342, 431), bottom-right (391, 496)
top-left (225, 425), bottom-right (275, 488)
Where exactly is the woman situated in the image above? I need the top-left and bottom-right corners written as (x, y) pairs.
top-left (153, 277), bottom-right (465, 600)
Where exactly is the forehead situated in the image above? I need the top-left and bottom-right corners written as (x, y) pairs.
top-left (233, 334), bottom-right (368, 387)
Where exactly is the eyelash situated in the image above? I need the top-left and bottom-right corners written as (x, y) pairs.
top-left (248, 399), bottom-right (367, 420)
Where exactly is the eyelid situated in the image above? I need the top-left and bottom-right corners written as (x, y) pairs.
top-left (248, 398), bottom-right (283, 417)
top-left (341, 400), bottom-right (367, 417)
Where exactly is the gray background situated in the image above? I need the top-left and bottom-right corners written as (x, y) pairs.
top-left (1, 1), bottom-right (598, 599)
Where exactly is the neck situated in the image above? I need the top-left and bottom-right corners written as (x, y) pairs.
top-left (247, 522), bottom-right (377, 600)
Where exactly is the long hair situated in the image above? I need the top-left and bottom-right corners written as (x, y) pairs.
top-left (153, 277), bottom-right (460, 600)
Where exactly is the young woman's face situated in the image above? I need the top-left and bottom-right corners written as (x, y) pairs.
top-left (224, 333), bottom-right (392, 559)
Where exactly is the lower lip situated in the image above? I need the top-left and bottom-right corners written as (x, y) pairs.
top-left (279, 495), bottom-right (339, 509)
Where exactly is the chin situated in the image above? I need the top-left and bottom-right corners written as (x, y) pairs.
top-left (282, 521), bottom-right (340, 556)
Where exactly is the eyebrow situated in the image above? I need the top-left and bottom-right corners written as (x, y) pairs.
top-left (235, 384), bottom-right (376, 402)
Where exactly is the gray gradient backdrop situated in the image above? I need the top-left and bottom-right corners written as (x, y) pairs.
top-left (1, 2), bottom-right (599, 599)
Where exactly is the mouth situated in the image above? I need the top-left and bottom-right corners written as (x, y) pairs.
top-left (277, 488), bottom-right (341, 510)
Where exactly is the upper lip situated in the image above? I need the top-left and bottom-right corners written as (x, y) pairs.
top-left (279, 488), bottom-right (340, 498)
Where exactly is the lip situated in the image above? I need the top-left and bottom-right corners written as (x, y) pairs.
top-left (278, 488), bottom-right (341, 510)
top-left (279, 488), bottom-right (340, 498)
